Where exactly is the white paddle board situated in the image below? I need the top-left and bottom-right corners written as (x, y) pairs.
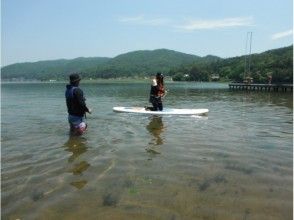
top-left (113, 107), bottom-right (209, 115)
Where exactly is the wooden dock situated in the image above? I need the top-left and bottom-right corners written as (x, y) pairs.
top-left (229, 83), bottom-right (293, 92)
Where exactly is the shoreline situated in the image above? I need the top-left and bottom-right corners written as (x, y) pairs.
top-left (0, 78), bottom-right (231, 84)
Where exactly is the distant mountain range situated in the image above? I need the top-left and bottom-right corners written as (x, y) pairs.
top-left (1, 49), bottom-right (213, 80)
top-left (1, 57), bottom-right (111, 80)
top-left (1, 46), bottom-right (292, 83)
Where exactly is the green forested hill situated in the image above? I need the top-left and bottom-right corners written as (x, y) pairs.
top-left (1, 46), bottom-right (292, 83)
top-left (1, 49), bottom-right (201, 80)
top-left (1, 57), bottom-right (110, 80)
top-left (90, 49), bottom-right (201, 78)
top-left (170, 45), bottom-right (293, 83)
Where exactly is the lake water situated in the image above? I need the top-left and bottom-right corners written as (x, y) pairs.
top-left (1, 82), bottom-right (293, 220)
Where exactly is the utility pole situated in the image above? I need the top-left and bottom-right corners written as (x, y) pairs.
top-left (248, 32), bottom-right (253, 77)
top-left (244, 32), bottom-right (249, 80)
top-left (244, 32), bottom-right (253, 82)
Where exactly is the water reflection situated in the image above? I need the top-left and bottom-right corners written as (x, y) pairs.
top-left (230, 90), bottom-right (293, 109)
top-left (63, 136), bottom-right (90, 189)
top-left (145, 116), bottom-right (165, 155)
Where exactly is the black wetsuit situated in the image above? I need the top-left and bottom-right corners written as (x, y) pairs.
top-left (148, 85), bottom-right (163, 111)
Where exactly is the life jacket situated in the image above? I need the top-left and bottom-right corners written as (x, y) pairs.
top-left (157, 84), bottom-right (165, 97)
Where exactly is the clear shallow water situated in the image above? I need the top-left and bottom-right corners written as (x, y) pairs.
top-left (1, 82), bottom-right (293, 220)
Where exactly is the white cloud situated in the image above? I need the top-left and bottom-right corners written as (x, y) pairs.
top-left (118, 15), bottom-right (170, 26)
top-left (177, 17), bottom-right (254, 31)
top-left (118, 15), bottom-right (254, 31)
top-left (271, 29), bottom-right (293, 40)
top-left (118, 15), bottom-right (144, 23)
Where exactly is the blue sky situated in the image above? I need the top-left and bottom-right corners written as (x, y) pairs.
top-left (1, 0), bottom-right (293, 66)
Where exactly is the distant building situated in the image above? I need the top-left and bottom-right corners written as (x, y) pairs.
top-left (243, 76), bottom-right (253, 84)
top-left (210, 74), bottom-right (220, 81)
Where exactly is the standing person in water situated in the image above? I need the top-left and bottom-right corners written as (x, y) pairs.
top-left (65, 73), bottom-right (91, 135)
top-left (146, 72), bottom-right (166, 111)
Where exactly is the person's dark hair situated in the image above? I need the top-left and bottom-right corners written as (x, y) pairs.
top-left (156, 72), bottom-right (164, 85)
top-left (156, 72), bottom-right (163, 78)
top-left (69, 73), bottom-right (81, 86)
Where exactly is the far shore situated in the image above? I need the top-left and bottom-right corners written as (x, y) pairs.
top-left (1, 77), bottom-right (230, 84)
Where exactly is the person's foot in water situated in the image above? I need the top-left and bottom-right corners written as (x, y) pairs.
top-left (145, 106), bottom-right (154, 111)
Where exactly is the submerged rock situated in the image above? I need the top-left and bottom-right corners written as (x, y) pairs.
top-left (70, 180), bottom-right (87, 189)
top-left (198, 174), bottom-right (228, 191)
top-left (145, 148), bottom-right (160, 154)
top-left (225, 163), bottom-right (253, 175)
top-left (31, 190), bottom-right (44, 201)
top-left (198, 180), bottom-right (211, 191)
top-left (102, 193), bottom-right (118, 206)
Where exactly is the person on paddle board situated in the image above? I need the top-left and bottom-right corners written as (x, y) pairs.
top-left (146, 72), bottom-right (166, 111)
top-left (65, 73), bottom-right (91, 135)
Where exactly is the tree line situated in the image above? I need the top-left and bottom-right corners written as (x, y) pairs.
top-left (169, 45), bottom-right (293, 83)
top-left (1, 46), bottom-right (292, 83)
